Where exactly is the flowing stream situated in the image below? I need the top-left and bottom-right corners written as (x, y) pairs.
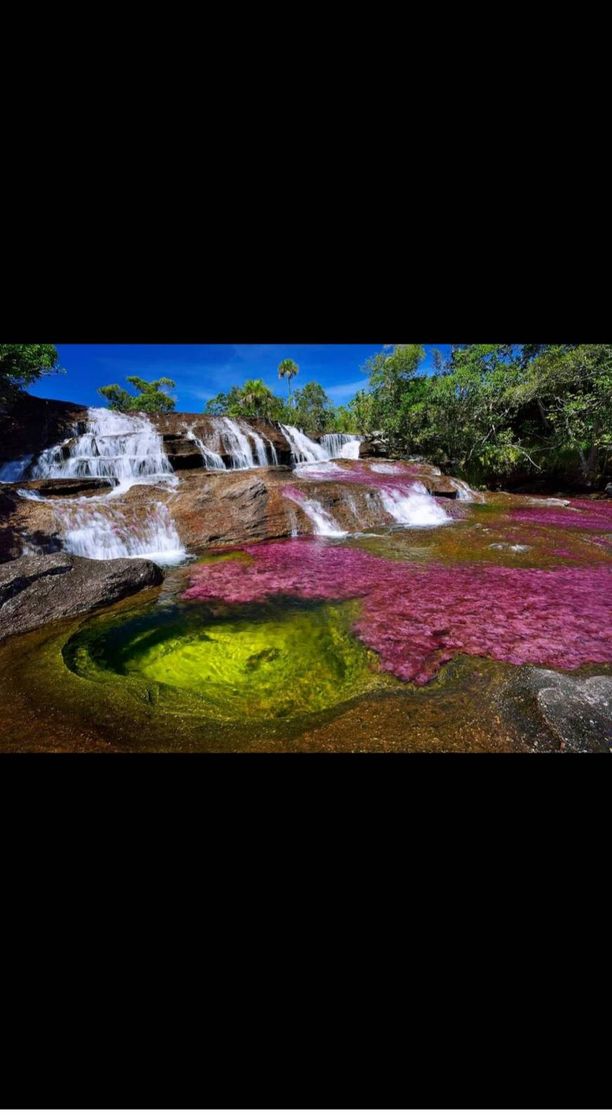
top-left (320, 433), bottom-right (361, 459)
top-left (26, 408), bottom-right (186, 563)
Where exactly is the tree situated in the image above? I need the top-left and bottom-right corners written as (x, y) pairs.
top-left (291, 381), bottom-right (333, 431)
top-left (362, 344), bottom-right (426, 445)
top-left (431, 347), bottom-right (446, 376)
top-left (0, 344), bottom-right (61, 406)
top-left (205, 389), bottom-right (236, 416)
top-left (98, 376), bottom-right (176, 413)
top-left (233, 379), bottom-right (278, 418)
top-left (204, 382), bottom-right (286, 421)
top-left (348, 389), bottom-right (374, 433)
top-left (278, 357), bottom-right (299, 398)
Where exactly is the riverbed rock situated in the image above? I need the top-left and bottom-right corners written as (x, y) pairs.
top-left (0, 553), bottom-right (163, 640)
top-left (11, 478), bottom-right (114, 498)
top-left (515, 667), bottom-right (612, 752)
top-left (150, 413), bottom-right (294, 466)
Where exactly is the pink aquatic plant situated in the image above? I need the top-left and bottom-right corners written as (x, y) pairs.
top-left (511, 501), bottom-right (612, 533)
top-left (183, 539), bottom-right (612, 684)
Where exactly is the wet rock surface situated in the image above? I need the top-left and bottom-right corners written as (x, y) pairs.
top-left (534, 670), bottom-right (612, 752)
top-left (0, 553), bottom-right (162, 640)
top-left (9, 478), bottom-right (114, 498)
top-left (506, 667), bottom-right (612, 752)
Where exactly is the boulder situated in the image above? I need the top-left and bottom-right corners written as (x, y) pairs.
top-left (359, 437), bottom-right (389, 459)
top-left (520, 668), bottom-right (612, 753)
top-left (0, 554), bottom-right (163, 641)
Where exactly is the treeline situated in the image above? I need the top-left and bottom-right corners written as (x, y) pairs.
top-left (205, 378), bottom-right (354, 434)
top-left (344, 343), bottom-right (611, 486)
top-left (205, 343), bottom-right (611, 486)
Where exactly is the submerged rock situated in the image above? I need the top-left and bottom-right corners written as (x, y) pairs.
top-left (518, 668), bottom-right (612, 752)
top-left (0, 553), bottom-right (162, 640)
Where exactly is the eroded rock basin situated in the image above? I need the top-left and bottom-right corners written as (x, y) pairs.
top-left (0, 492), bottom-right (610, 752)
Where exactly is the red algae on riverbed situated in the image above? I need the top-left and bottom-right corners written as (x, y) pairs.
top-left (183, 539), bottom-right (612, 685)
top-left (510, 500), bottom-right (612, 534)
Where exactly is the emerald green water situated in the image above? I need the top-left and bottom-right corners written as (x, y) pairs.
top-left (63, 597), bottom-right (385, 723)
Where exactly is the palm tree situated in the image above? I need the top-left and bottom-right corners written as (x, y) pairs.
top-left (236, 379), bottom-right (275, 418)
top-left (278, 358), bottom-right (299, 398)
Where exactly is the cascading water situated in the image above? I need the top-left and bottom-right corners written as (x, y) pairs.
top-left (186, 428), bottom-right (226, 470)
top-left (218, 418), bottom-right (257, 469)
top-left (450, 478), bottom-right (484, 502)
top-left (31, 408), bottom-right (175, 489)
top-left (24, 408), bottom-right (186, 564)
top-left (320, 433), bottom-right (361, 460)
top-left (379, 481), bottom-right (451, 527)
top-left (215, 418), bottom-right (279, 469)
top-left (58, 500), bottom-right (186, 564)
top-left (280, 425), bottom-right (328, 464)
top-left (283, 486), bottom-right (347, 538)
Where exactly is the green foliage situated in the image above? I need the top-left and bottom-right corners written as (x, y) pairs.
top-left (291, 381), bottom-right (332, 430)
top-left (206, 381), bottom-right (286, 421)
top-left (202, 342), bottom-right (611, 486)
top-left (277, 357), bottom-right (299, 396)
top-left (206, 378), bottom-right (341, 431)
top-left (312, 342), bottom-right (609, 486)
top-left (0, 344), bottom-right (61, 405)
top-left (98, 376), bottom-right (176, 413)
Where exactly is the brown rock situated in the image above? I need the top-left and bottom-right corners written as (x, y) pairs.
top-left (0, 553), bottom-right (163, 641)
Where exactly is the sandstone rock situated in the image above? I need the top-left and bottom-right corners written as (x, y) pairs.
top-left (0, 554), bottom-right (163, 641)
top-left (12, 478), bottom-right (114, 498)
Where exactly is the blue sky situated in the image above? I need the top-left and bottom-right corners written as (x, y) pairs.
top-left (30, 344), bottom-right (451, 411)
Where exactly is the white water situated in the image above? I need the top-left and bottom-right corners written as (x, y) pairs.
top-left (218, 418), bottom-right (263, 469)
top-left (186, 428), bottom-right (226, 470)
top-left (0, 455), bottom-right (33, 482)
top-left (450, 478), bottom-right (484, 503)
top-left (58, 500), bottom-right (186, 564)
top-left (31, 408), bottom-right (175, 489)
top-left (293, 460), bottom-right (345, 479)
top-left (379, 482), bottom-right (451, 527)
top-left (320, 433), bottom-right (361, 460)
top-left (280, 424), bottom-right (328, 464)
top-left (23, 408), bottom-right (186, 563)
top-left (284, 490), bottom-right (347, 537)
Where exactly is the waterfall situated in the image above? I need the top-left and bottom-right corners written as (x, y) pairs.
top-left (280, 425), bottom-right (328, 464)
top-left (283, 486), bottom-right (346, 537)
top-left (379, 482), bottom-right (450, 527)
top-left (0, 455), bottom-right (33, 482)
top-left (248, 427), bottom-right (273, 467)
top-left (186, 428), bottom-right (226, 470)
top-left (320, 433), bottom-right (361, 460)
top-left (450, 478), bottom-right (484, 503)
top-left (57, 500), bottom-right (186, 564)
top-left (21, 408), bottom-right (186, 563)
top-left (31, 408), bottom-right (175, 489)
top-left (217, 418), bottom-right (279, 469)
